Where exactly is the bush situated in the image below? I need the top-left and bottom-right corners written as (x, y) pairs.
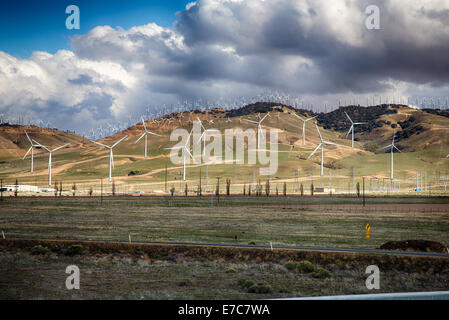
top-left (225, 267), bottom-right (237, 273)
top-left (312, 267), bottom-right (332, 279)
top-left (284, 261), bottom-right (297, 271)
top-left (30, 245), bottom-right (50, 255)
top-left (297, 261), bottom-right (315, 273)
top-left (66, 244), bottom-right (84, 255)
top-left (247, 282), bottom-right (274, 294)
top-left (237, 279), bottom-right (254, 289)
top-left (248, 241), bottom-right (256, 245)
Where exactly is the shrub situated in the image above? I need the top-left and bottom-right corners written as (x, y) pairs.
top-left (312, 267), bottom-right (332, 279)
top-left (66, 244), bottom-right (84, 255)
top-left (284, 261), bottom-right (297, 271)
top-left (237, 279), bottom-right (254, 289)
top-left (297, 261), bottom-right (315, 273)
top-left (247, 282), bottom-right (274, 294)
top-left (248, 241), bottom-right (256, 245)
top-left (30, 245), bottom-right (49, 255)
top-left (225, 267), bottom-right (237, 273)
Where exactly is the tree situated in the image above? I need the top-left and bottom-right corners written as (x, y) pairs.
top-left (170, 186), bottom-right (175, 196)
top-left (265, 180), bottom-right (270, 197)
top-left (226, 178), bottom-right (231, 196)
top-left (356, 182), bottom-right (361, 198)
top-left (300, 183), bottom-right (304, 197)
top-left (88, 186), bottom-right (93, 197)
top-left (275, 184), bottom-right (278, 196)
top-left (14, 179), bottom-right (18, 197)
top-left (185, 183), bottom-right (188, 197)
top-left (54, 181), bottom-right (58, 197)
top-left (72, 182), bottom-right (77, 196)
top-left (59, 181), bottom-right (63, 197)
top-left (112, 181), bottom-right (116, 196)
top-left (243, 183), bottom-right (246, 196)
top-left (248, 184), bottom-right (251, 196)
top-left (283, 182), bottom-right (287, 197)
top-left (310, 183), bottom-right (314, 196)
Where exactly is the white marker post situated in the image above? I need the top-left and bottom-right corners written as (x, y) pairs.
top-left (270, 241), bottom-right (273, 251)
top-left (2, 230), bottom-right (5, 239)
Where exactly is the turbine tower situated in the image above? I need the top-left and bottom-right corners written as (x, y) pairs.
top-left (32, 140), bottom-right (70, 186)
top-left (166, 130), bottom-right (193, 181)
top-left (243, 114), bottom-right (269, 149)
top-left (136, 117), bottom-right (161, 158)
top-left (23, 130), bottom-right (37, 173)
top-left (379, 134), bottom-right (401, 180)
top-left (90, 136), bottom-right (127, 182)
top-left (293, 114), bottom-right (316, 146)
top-left (308, 125), bottom-right (342, 176)
top-left (344, 111), bottom-right (367, 148)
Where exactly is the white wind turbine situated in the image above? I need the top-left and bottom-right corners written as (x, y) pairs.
top-left (166, 130), bottom-right (193, 181)
top-left (379, 134), bottom-right (401, 180)
top-left (308, 125), bottom-right (342, 176)
top-left (32, 140), bottom-right (70, 186)
top-left (23, 130), bottom-right (37, 173)
top-left (90, 136), bottom-right (128, 182)
top-left (293, 114), bottom-right (317, 146)
top-left (244, 114), bottom-right (269, 149)
top-left (136, 117), bottom-right (161, 158)
top-left (344, 111), bottom-right (367, 148)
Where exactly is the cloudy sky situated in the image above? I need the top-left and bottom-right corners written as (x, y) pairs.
top-left (0, 0), bottom-right (448, 134)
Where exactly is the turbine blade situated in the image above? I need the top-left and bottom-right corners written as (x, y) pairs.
top-left (24, 130), bottom-right (33, 144)
top-left (243, 119), bottom-right (258, 124)
top-left (379, 144), bottom-right (392, 151)
top-left (344, 111), bottom-right (353, 123)
top-left (141, 117), bottom-right (147, 131)
top-left (90, 140), bottom-right (110, 148)
top-left (346, 125), bottom-right (353, 137)
top-left (184, 147), bottom-right (194, 159)
top-left (51, 144), bottom-right (69, 152)
top-left (315, 125), bottom-right (323, 142)
top-left (112, 135), bottom-right (127, 148)
top-left (324, 141), bottom-right (342, 147)
top-left (294, 113), bottom-right (305, 121)
top-left (32, 140), bottom-right (50, 152)
top-left (308, 144), bottom-right (322, 159)
top-left (23, 146), bottom-right (32, 159)
top-left (306, 116), bottom-right (317, 121)
top-left (135, 133), bottom-right (146, 144)
top-left (147, 131), bottom-right (162, 137)
top-left (393, 145), bottom-right (402, 153)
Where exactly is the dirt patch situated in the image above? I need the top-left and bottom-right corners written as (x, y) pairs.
top-left (380, 240), bottom-right (449, 254)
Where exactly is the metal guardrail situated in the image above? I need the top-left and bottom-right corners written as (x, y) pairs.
top-left (275, 291), bottom-right (449, 300)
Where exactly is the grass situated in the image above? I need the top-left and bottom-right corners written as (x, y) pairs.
top-left (0, 196), bottom-right (448, 249)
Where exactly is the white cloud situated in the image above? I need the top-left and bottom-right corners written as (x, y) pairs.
top-left (0, 0), bottom-right (448, 133)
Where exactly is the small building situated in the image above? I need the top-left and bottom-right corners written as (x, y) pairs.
top-left (314, 187), bottom-right (336, 194)
top-left (3, 185), bottom-right (40, 193)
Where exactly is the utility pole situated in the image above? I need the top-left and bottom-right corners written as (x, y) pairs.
top-left (101, 179), bottom-right (103, 204)
top-left (362, 177), bottom-right (365, 207)
top-left (0, 178), bottom-right (3, 201)
top-left (165, 164), bottom-right (167, 193)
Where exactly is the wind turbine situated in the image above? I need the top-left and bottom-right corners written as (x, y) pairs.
top-left (344, 111), bottom-right (367, 148)
top-left (90, 136), bottom-right (128, 182)
top-left (293, 114), bottom-right (317, 146)
top-left (379, 134), bottom-right (401, 180)
top-left (166, 130), bottom-right (193, 181)
top-left (136, 117), bottom-right (161, 158)
top-left (23, 130), bottom-right (37, 173)
top-left (308, 125), bottom-right (342, 176)
top-left (31, 140), bottom-right (70, 186)
top-left (243, 114), bottom-right (269, 149)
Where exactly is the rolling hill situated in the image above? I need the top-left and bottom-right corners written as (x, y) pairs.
top-left (1, 103), bottom-right (449, 193)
